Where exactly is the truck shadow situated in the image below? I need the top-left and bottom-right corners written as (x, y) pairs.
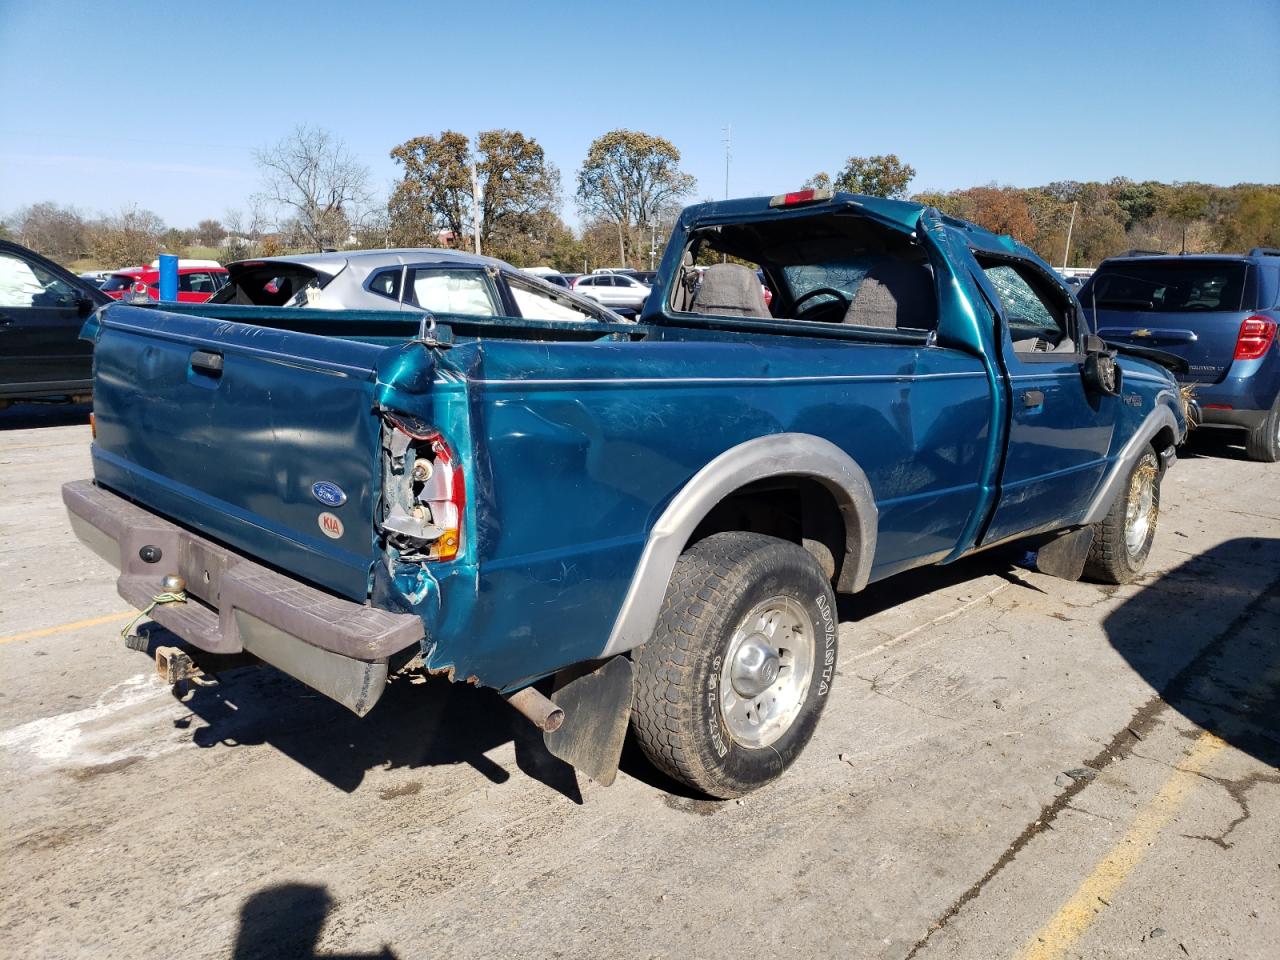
top-left (138, 628), bottom-right (582, 803)
top-left (233, 883), bottom-right (396, 960)
top-left (0, 401), bottom-right (92, 431)
top-left (1102, 536), bottom-right (1280, 770)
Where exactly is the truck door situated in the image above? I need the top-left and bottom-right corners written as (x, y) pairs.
top-left (976, 254), bottom-right (1118, 544)
top-left (0, 246), bottom-right (93, 392)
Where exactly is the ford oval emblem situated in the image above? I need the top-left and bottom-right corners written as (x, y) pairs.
top-left (311, 481), bottom-right (347, 507)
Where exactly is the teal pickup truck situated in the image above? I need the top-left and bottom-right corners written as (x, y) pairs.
top-left (64, 190), bottom-right (1186, 797)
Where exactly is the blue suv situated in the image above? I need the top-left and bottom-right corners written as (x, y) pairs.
top-left (1082, 248), bottom-right (1280, 461)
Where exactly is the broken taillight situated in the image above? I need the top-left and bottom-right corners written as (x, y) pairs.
top-left (381, 414), bottom-right (465, 562)
top-left (1234, 316), bottom-right (1277, 361)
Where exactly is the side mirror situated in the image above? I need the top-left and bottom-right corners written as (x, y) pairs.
top-left (75, 294), bottom-right (95, 316)
top-left (1082, 336), bottom-right (1122, 397)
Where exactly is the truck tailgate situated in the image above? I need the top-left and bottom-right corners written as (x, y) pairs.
top-left (88, 305), bottom-right (392, 601)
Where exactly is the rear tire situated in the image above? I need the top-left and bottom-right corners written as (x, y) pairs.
top-left (630, 532), bottom-right (838, 798)
top-left (1084, 448), bottom-right (1161, 584)
top-left (1244, 396), bottom-right (1280, 463)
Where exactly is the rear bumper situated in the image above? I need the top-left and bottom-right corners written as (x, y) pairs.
top-left (1191, 358), bottom-right (1279, 429)
top-left (1198, 407), bottom-right (1268, 430)
top-left (62, 479), bottom-right (424, 714)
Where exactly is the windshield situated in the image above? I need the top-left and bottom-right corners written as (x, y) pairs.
top-left (1084, 261), bottom-right (1247, 312)
top-left (782, 260), bottom-right (876, 303)
top-left (101, 274), bottom-right (141, 292)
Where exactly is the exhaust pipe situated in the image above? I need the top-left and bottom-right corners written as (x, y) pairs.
top-left (506, 685), bottom-right (564, 732)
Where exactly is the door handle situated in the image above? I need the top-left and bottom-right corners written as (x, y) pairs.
top-left (1022, 389), bottom-right (1045, 408)
top-left (190, 350), bottom-right (224, 375)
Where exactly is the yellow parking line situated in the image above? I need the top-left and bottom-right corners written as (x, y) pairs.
top-left (1015, 729), bottom-right (1227, 960)
top-left (0, 611), bottom-right (134, 646)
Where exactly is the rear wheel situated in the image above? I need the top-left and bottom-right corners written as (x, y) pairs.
top-left (1084, 448), bottom-right (1161, 584)
top-left (630, 532), bottom-right (838, 798)
top-left (1244, 396), bottom-right (1280, 463)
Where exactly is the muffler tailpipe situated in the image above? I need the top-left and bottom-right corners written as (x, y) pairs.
top-left (506, 685), bottom-right (565, 732)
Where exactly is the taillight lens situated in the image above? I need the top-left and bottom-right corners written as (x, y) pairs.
top-left (425, 434), bottom-right (464, 561)
top-left (1235, 315), bottom-right (1277, 361)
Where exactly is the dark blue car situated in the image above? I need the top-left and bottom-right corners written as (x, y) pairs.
top-left (1082, 248), bottom-right (1280, 461)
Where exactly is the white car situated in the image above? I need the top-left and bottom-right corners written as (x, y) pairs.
top-left (573, 272), bottom-right (651, 310)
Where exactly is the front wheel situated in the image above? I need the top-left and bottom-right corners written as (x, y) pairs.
top-left (1084, 448), bottom-right (1161, 584)
top-left (630, 532), bottom-right (838, 798)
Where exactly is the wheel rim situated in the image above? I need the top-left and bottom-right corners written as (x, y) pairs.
top-left (719, 596), bottom-right (815, 749)
top-left (1124, 460), bottom-right (1158, 557)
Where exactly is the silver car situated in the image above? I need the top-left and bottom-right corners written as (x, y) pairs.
top-left (211, 249), bottom-right (629, 323)
top-left (572, 272), bottom-right (651, 310)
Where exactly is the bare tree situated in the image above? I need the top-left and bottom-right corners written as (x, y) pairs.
top-left (253, 125), bottom-right (372, 250)
top-left (11, 202), bottom-right (89, 263)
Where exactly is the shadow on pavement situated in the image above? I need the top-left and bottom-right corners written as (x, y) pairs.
top-left (1178, 429), bottom-right (1252, 462)
top-left (0, 401), bottom-right (92, 431)
top-left (233, 883), bottom-right (396, 960)
top-left (836, 543), bottom-right (1025, 622)
top-left (136, 626), bottom-right (583, 803)
top-left (1103, 536), bottom-right (1280, 770)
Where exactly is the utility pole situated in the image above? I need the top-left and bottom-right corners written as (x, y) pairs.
top-left (470, 160), bottom-right (482, 255)
top-left (1062, 200), bottom-right (1078, 271)
top-left (649, 221), bottom-right (657, 270)
top-left (722, 125), bottom-right (732, 263)
top-left (722, 125), bottom-right (732, 200)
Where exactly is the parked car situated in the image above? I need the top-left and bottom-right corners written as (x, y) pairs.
top-left (64, 189), bottom-right (1185, 799)
top-left (0, 240), bottom-right (108, 407)
top-left (210, 249), bottom-right (626, 323)
top-left (78, 270), bottom-right (114, 288)
top-left (520, 266), bottom-right (571, 288)
top-left (101, 259), bottom-right (228, 303)
top-left (573, 271), bottom-right (651, 310)
top-left (1081, 247), bottom-right (1280, 461)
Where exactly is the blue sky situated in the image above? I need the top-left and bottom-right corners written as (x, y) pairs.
top-left (1, 0), bottom-right (1277, 228)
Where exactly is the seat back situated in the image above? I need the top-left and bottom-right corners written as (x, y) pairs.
top-left (691, 263), bottom-right (770, 318)
top-left (843, 258), bottom-right (935, 329)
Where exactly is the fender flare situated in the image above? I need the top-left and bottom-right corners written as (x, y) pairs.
top-left (1080, 401), bottom-right (1180, 527)
top-left (599, 433), bottom-right (878, 658)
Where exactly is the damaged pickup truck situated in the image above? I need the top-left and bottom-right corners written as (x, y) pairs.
top-left (64, 191), bottom-right (1187, 798)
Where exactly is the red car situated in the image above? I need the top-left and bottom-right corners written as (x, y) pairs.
top-left (101, 259), bottom-right (229, 303)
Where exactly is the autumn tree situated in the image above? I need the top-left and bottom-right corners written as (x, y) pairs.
top-left (1214, 187), bottom-right (1280, 251)
top-left (576, 130), bottom-right (695, 267)
top-left (90, 206), bottom-right (167, 267)
top-left (387, 129), bottom-right (560, 261)
top-left (254, 125), bottom-right (372, 250)
top-left (1162, 184), bottom-right (1209, 254)
top-left (834, 154), bottom-right (916, 199)
top-left (947, 186), bottom-right (1038, 242)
